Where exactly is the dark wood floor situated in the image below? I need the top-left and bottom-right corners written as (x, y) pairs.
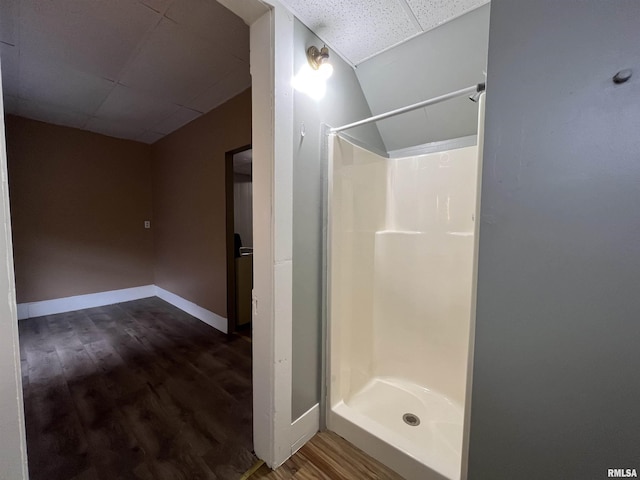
top-left (249, 431), bottom-right (404, 480)
top-left (19, 297), bottom-right (255, 480)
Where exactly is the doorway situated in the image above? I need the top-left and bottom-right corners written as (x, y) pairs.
top-left (0, 1), bottom-right (292, 476)
top-left (226, 145), bottom-right (253, 336)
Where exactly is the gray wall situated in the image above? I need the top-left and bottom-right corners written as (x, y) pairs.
top-left (469, 1), bottom-right (640, 478)
top-left (355, 4), bottom-right (489, 152)
top-left (292, 19), bottom-right (385, 420)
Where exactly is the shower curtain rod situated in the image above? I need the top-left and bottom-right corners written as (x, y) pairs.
top-left (329, 82), bottom-right (485, 134)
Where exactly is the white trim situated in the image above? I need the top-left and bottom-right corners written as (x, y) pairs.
top-left (16, 303), bottom-right (29, 321)
top-left (155, 286), bottom-right (227, 333)
top-left (249, 8), bottom-right (275, 467)
top-left (15, 285), bottom-right (228, 335)
top-left (269, 1), bottom-right (295, 467)
top-left (17, 285), bottom-right (156, 320)
top-left (291, 403), bottom-right (319, 455)
top-left (249, 0), bottom-right (295, 469)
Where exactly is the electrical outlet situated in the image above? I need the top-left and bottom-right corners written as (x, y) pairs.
top-left (144, 221), bottom-right (151, 229)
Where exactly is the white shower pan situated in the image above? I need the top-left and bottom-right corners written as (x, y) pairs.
top-left (326, 131), bottom-right (482, 480)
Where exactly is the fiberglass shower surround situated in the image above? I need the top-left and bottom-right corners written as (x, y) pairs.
top-left (326, 93), bottom-right (484, 480)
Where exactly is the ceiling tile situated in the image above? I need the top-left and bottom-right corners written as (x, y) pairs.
top-left (120, 18), bottom-right (244, 105)
top-left (84, 116), bottom-right (145, 141)
top-left (0, 0), bottom-right (19, 45)
top-left (3, 0), bottom-right (251, 138)
top-left (281, 0), bottom-right (421, 64)
top-left (17, 98), bottom-right (91, 130)
top-left (136, 130), bottom-right (165, 144)
top-left (405, 0), bottom-right (489, 31)
top-left (0, 43), bottom-right (19, 97)
top-left (19, 0), bottom-right (160, 80)
top-left (93, 84), bottom-right (180, 127)
top-left (185, 62), bottom-right (250, 113)
top-left (139, 0), bottom-right (175, 14)
top-left (151, 106), bottom-right (202, 135)
top-left (19, 56), bottom-right (115, 116)
top-left (165, 0), bottom-right (249, 61)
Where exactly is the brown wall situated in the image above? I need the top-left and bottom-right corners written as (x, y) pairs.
top-left (152, 89), bottom-right (251, 317)
top-left (6, 115), bottom-right (154, 303)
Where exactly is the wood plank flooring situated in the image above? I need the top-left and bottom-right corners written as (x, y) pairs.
top-left (19, 297), bottom-right (255, 480)
top-left (20, 297), bottom-right (405, 480)
top-left (249, 431), bottom-right (404, 480)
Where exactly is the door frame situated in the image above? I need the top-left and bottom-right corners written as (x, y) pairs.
top-left (0, 1), bottom-right (298, 477)
top-left (225, 144), bottom-right (252, 334)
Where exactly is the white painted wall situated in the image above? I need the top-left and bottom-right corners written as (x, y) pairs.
top-left (0, 57), bottom-right (29, 480)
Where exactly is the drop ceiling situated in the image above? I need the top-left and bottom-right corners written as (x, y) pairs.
top-left (0, 0), bottom-right (250, 143)
top-left (279, 0), bottom-right (489, 65)
top-left (0, 0), bottom-right (489, 144)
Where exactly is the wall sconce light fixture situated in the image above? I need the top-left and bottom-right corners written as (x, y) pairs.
top-left (306, 45), bottom-right (334, 78)
top-left (292, 45), bottom-right (334, 101)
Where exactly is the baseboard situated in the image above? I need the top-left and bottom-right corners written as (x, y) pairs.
top-left (291, 403), bottom-right (319, 455)
top-left (154, 286), bottom-right (227, 334)
top-left (17, 285), bottom-right (156, 320)
top-left (17, 285), bottom-right (228, 334)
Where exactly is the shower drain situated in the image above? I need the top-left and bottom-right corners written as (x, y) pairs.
top-left (402, 413), bottom-right (421, 426)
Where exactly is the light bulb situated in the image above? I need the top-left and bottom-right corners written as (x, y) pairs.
top-left (292, 64), bottom-right (327, 100)
top-left (318, 62), bottom-right (333, 79)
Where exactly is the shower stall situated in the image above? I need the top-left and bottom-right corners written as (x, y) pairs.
top-left (325, 90), bottom-right (485, 480)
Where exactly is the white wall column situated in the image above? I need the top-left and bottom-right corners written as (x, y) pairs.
top-left (238, 0), bottom-right (295, 469)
